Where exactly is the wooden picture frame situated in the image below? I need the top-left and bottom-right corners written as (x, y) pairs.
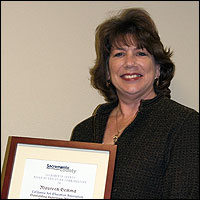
top-left (1, 136), bottom-right (117, 199)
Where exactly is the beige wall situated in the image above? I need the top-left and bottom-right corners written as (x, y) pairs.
top-left (1, 1), bottom-right (199, 168)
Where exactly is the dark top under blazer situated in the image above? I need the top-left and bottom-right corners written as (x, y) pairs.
top-left (71, 93), bottom-right (199, 199)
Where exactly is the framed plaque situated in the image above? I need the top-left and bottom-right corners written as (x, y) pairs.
top-left (1, 136), bottom-right (117, 199)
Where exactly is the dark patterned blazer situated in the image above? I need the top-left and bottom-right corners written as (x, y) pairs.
top-left (71, 93), bottom-right (199, 199)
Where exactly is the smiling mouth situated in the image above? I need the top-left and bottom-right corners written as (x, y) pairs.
top-left (121, 73), bottom-right (143, 80)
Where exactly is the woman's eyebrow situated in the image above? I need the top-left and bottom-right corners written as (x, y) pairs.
top-left (111, 46), bottom-right (144, 51)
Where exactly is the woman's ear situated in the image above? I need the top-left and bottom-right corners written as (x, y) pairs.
top-left (107, 71), bottom-right (110, 81)
top-left (106, 66), bottom-right (111, 87)
top-left (106, 72), bottom-right (110, 88)
top-left (155, 64), bottom-right (160, 78)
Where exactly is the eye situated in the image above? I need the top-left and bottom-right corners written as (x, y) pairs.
top-left (137, 51), bottom-right (147, 56)
top-left (113, 52), bottom-right (125, 57)
top-left (112, 51), bottom-right (125, 57)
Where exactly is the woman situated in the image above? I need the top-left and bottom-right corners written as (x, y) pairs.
top-left (70, 8), bottom-right (199, 199)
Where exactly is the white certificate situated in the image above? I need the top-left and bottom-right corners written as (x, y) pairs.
top-left (20, 159), bottom-right (97, 199)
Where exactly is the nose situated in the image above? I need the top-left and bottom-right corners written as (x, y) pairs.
top-left (124, 53), bottom-right (137, 68)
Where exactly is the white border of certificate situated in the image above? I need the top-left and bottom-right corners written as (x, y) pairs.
top-left (1, 136), bottom-right (117, 199)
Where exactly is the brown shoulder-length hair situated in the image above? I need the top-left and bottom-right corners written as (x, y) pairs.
top-left (90, 8), bottom-right (175, 102)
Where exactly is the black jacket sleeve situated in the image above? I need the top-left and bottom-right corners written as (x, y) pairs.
top-left (70, 116), bottom-right (95, 143)
top-left (162, 111), bottom-right (199, 199)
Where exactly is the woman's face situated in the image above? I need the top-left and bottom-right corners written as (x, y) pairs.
top-left (108, 43), bottom-right (160, 100)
